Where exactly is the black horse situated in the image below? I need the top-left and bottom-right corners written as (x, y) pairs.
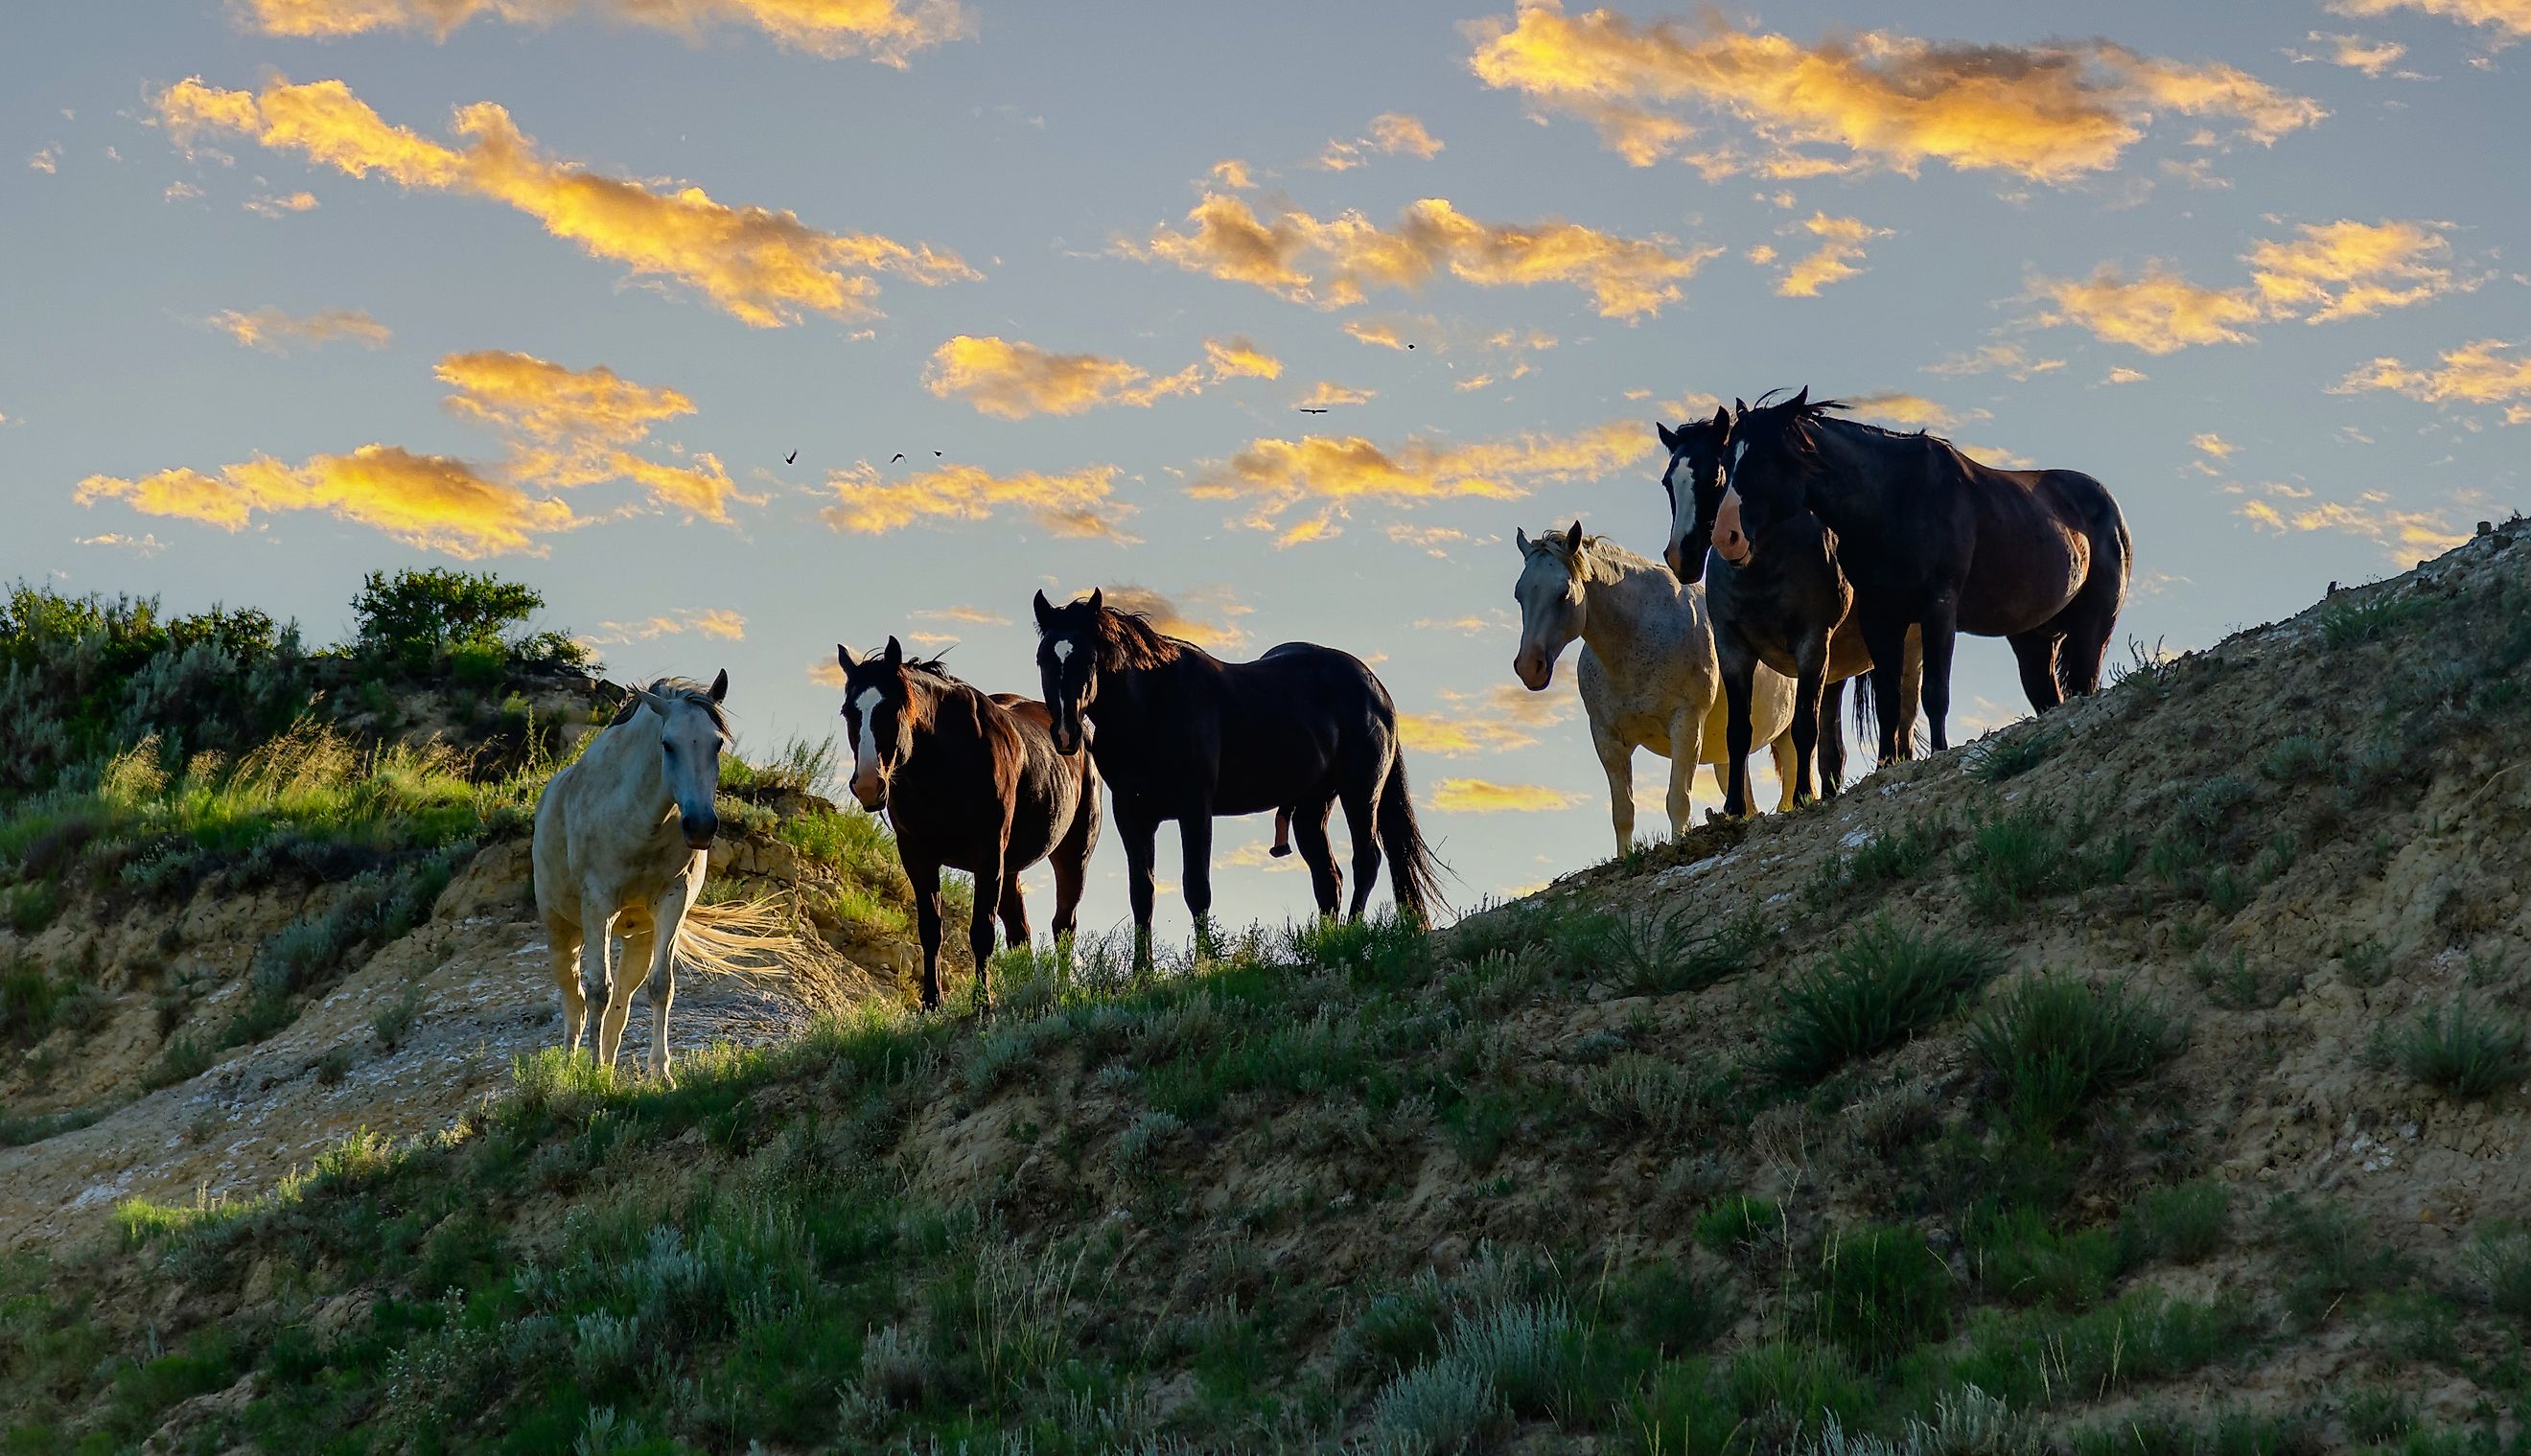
top-left (1709, 390), bottom-right (2130, 762)
top-left (1655, 407), bottom-right (1921, 814)
top-left (837, 637), bottom-right (1101, 1009)
top-left (1032, 589), bottom-right (1444, 962)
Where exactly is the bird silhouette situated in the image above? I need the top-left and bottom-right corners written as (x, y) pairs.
top-left (784, 450), bottom-right (798, 465)
top-left (891, 452), bottom-right (905, 463)
top-left (1298, 407), bottom-right (1330, 414)
top-left (933, 451), bottom-right (943, 457)
top-left (1406, 343), bottom-right (1416, 350)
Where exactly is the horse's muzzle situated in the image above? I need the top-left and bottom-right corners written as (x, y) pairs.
top-left (1512, 648), bottom-right (1552, 692)
top-left (682, 812), bottom-right (719, 850)
top-left (850, 772), bottom-right (887, 812)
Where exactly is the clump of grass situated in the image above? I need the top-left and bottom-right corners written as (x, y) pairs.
top-left (1805, 814), bottom-right (1946, 906)
top-left (1578, 1054), bottom-right (1717, 1137)
top-left (1807, 1222), bottom-right (1952, 1368)
top-left (2320, 592), bottom-right (2419, 649)
top-left (1958, 800), bottom-right (2134, 915)
top-left (2387, 999), bottom-right (2530, 1100)
top-left (373, 986), bottom-right (424, 1052)
top-left (2109, 636), bottom-right (2175, 700)
top-left (2123, 1180), bottom-right (2233, 1267)
top-left (1965, 728), bottom-right (2060, 785)
top-left (2270, 1196), bottom-right (2404, 1323)
top-left (2343, 1387), bottom-right (2416, 1445)
top-left (315, 1043), bottom-right (356, 1085)
top-left (1592, 907), bottom-right (1765, 998)
top-left (1965, 975), bottom-right (2179, 1133)
top-left (1367, 1352), bottom-right (1498, 1456)
top-left (1767, 918), bottom-right (2004, 1085)
top-left (2471, 1226), bottom-right (2531, 1332)
top-left (1696, 1195), bottom-right (1784, 1255)
top-left (1967, 1206), bottom-right (2121, 1309)
top-left (2259, 734), bottom-right (2328, 784)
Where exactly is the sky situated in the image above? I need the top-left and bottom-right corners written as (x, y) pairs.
top-left (4, 0), bottom-right (2528, 946)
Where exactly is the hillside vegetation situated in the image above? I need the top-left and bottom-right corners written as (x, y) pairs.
top-left (6, 525), bottom-right (2531, 1454)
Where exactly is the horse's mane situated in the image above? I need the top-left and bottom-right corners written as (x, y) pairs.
top-left (1093, 608), bottom-right (1192, 670)
top-left (1750, 390), bottom-right (1956, 459)
top-left (1526, 525), bottom-right (1657, 581)
top-left (608, 676), bottom-right (732, 738)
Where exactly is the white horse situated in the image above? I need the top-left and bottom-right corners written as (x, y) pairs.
top-left (1511, 521), bottom-right (1801, 856)
top-left (533, 671), bottom-right (776, 1080)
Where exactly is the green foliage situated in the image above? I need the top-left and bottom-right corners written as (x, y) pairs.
top-left (1958, 800), bottom-right (2134, 915)
top-left (2389, 999), bottom-right (2530, 1100)
top-left (1806, 814), bottom-right (1946, 905)
top-left (375, 986), bottom-right (424, 1052)
top-left (1964, 975), bottom-right (2178, 1133)
top-left (1806, 1222), bottom-right (1952, 1368)
top-left (1695, 1195), bottom-right (1784, 1255)
top-left (1587, 906), bottom-right (1766, 997)
top-left (2269, 1196), bottom-right (2404, 1323)
top-left (2472, 1226), bottom-right (2531, 1332)
top-left (2320, 592), bottom-right (2421, 649)
top-left (1965, 727), bottom-right (2060, 785)
top-left (352, 568), bottom-right (546, 671)
top-left (2122, 1180), bottom-right (2232, 1267)
top-left (1967, 1206), bottom-right (2122, 1309)
top-left (2259, 734), bottom-right (2328, 784)
top-left (1767, 918), bottom-right (2004, 1085)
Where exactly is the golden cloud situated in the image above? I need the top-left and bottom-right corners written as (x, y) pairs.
top-left (2033, 220), bottom-right (2464, 354)
top-left (2334, 337), bottom-right (2531, 409)
top-left (1465, 1), bottom-right (2322, 182)
top-left (1125, 192), bottom-right (1718, 319)
top-left (923, 335), bottom-right (1197, 419)
top-left (244, 190), bottom-right (320, 216)
top-left (2331, 0), bottom-right (2531, 38)
top-left (1369, 112), bottom-right (1447, 157)
top-left (76, 445), bottom-right (574, 559)
top-left (2193, 432), bottom-right (2236, 458)
top-left (2239, 491), bottom-right (2469, 565)
top-left (435, 349), bottom-right (744, 520)
top-left (1095, 584), bottom-right (1250, 651)
top-left (1922, 342), bottom-right (2064, 380)
top-left (1204, 335), bottom-right (1282, 381)
top-left (2103, 366), bottom-right (2148, 384)
top-left (1296, 381), bottom-right (1376, 409)
top-left (1210, 158), bottom-right (1255, 190)
top-left (1398, 706), bottom-right (1539, 756)
top-left (821, 461), bottom-right (1136, 542)
top-left (914, 604), bottom-right (1010, 626)
top-left (1845, 392), bottom-right (1981, 430)
top-left (589, 608), bottom-right (748, 644)
top-left (1196, 418), bottom-right (1649, 533)
top-left (1429, 776), bottom-right (1578, 813)
top-left (236, 0), bottom-right (971, 64)
top-left (2298, 31), bottom-right (2408, 75)
top-left (158, 76), bottom-right (974, 327)
top-left (1776, 212), bottom-right (1889, 297)
top-left (206, 305), bottom-right (391, 354)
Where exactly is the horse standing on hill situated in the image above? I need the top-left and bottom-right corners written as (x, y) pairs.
top-left (836, 636), bottom-right (1100, 1010)
top-left (1509, 520), bottom-right (1802, 855)
top-left (1713, 389), bottom-right (2132, 761)
top-left (1032, 589), bottom-right (1444, 964)
top-left (533, 672), bottom-right (782, 1081)
top-left (1655, 407), bottom-right (1923, 816)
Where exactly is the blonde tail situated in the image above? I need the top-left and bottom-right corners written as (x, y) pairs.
top-left (672, 895), bottom-right (801, 979)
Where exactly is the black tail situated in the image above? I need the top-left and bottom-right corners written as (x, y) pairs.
top-left (1376, 753), bottom-right (1448, 927)
top-left (1848, 668), bottom-right (1929, 761)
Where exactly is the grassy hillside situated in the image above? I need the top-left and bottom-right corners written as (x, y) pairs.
top-left (7, 525), bottom-right (2531, 1454)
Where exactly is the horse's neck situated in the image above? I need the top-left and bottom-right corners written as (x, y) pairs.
top-left (1808, 422), bottom-right (1909, 525)
top-left (1575, 552), bottom-right (1683, 659)
top-left (588, 716), bottom-right (669, 803)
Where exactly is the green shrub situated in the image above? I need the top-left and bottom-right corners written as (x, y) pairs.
top-left (2470, 1226), bottom-right (2531, 1331)
top-left (2320, 593), bottom-right (2418, 649)
top-left (1806, 814), bottom-right (1946, 905)
top-left (2122, 1180), bottom-right (2232, 1267)
top-left (352, 568), bottom-right (544, 671)
top-left (1368, 1352), bottom-right (1498, 1455)
top-left (1807, 1222), bottom-right (1952, 1367)
top-left (2270, 1196), bottom-right (2403, 1323)
top-left (374, 987), bottom-right (424, 1052)
top-left (1965, 975), bottom-right (2178, 1132)
top-left (1594, 907), bottom-right (1765, 997)
top-left (1695, 1195), bottom-right (1783, 1255)
top-left (1967, 1206), bottom-right (2121, 1309)
top-left (2259, 734), bottom-right (2328, 784)
top-left (1958, 801), bottom-right (2133, 914)
top-left (1767, 918), bottom-right (2004, 1085)
top-left (1965, 728), bottom-right (2060, 785)
top-left (2389, 999), bottom-right (2530, 1100)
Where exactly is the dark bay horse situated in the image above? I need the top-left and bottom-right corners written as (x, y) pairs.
top-left (837, 636), bottom-right (1100, 1009)
top-left (1656, 407), bottom-right (1921, 814)
top-left (1032, 589), bottom-right (1444, 962)
top-left (1710, 390), bottom-right (2130, 762)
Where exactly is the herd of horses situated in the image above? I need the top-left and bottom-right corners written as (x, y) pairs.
top-left (531, 390), bottom-right (2133, 1067)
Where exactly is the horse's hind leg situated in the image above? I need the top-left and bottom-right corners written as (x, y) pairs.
top-left (997, 870), bottom-right (1031, 953)
top-left (2008, 630), bottom-right (2066, 714)
top-left (1340, 781), bottom-right (1383, 921)
top-left (1270, 806), bottom-right (1294, 858)
top-left (545, 916), bottom-right (587, 1055)
top-left (603, 918), bottom-right (652, 1075)
top-left (640, 905), bottom-right (679, 1084)
top-left (1292, 798), bottom-right (1341, 918)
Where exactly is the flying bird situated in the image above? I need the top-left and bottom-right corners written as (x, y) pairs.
top-left (784, 450), bottom-right (798, 465)
top-left (1406, 343), bottom-right (1416, 350)
top-left (1298, 407), bottom-right (1330, 414)
top-left (934, 451), bottom-right (943, 457)
top-left (891, 452), bottom-right (906, 463)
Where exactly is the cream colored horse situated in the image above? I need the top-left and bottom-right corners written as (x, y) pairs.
top-left (1512, 522), bottom-right (1800, 856)
top-left (533, 672), bottom-right (774, 1080)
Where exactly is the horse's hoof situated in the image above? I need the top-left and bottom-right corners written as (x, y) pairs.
top-left (1268, 844), bottom-right (1292, 858)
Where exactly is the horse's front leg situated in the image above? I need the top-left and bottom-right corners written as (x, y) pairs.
top-left (1178, 804), bottom-right (1218, 959)
top-left (642, 880), bottom-right (689, 1083)
top-left (1591, 723), bottom-right (1636, 858)
top-left (1117, 806), bottom-right (1161, 972)
top-left (1717, 648), bottom-right (1758, 820)
top-left (1789, 635), bottom-right (1832, 808)
top-left (1818, 679), bottom-right (1847, 797)
top-left (967, 848), bottom-right (1007, 1012)
top-left (1663, 706), bottom-right (1700, 842)
top-left (1919, 598), bottom-right (1961, 753)
top-left (1857, 613), bottom-right (1913, 766)
top-left (908, 859), bottom-right (946, 1010)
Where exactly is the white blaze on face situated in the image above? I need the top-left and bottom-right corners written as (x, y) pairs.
top-left (1051, 639), bottom-right (1073, 663)
top-left (852, 687), bottom-right (883, 779)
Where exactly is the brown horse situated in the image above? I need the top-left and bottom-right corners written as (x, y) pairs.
top-left (837, 637), bottom-right (1100, 1009)
top-left (1713, 389), bottom-right (2130, 761)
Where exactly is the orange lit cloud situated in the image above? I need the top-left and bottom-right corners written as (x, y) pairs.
top-left (1204, 335), bottom-right (1282, 381)
top-left (2334, 337), bottom-right (2531, 416)
top-left (1398, 705), bottom-right (1539, 756)
top-left (922, 334), bottom-right (1283, 418)
top-left (1196, 418), bottom-right (1649, 534)
top-left (206, 305), bottom-right (391, 354)
top-left (1466, 1), bottom-right (2321, 182)
top-left (589, 607), bottom-right (748, 644)
top-left (1845, 392), bottom-right (1983, 430)
top-left (435, 349), bottom-right (744, 520)
top-left (1776, 213), bottom-right (1889, 297)
top-left (1126, 192), bottom-right (1719, 319)
top-left (1429, 777), bottom-right (1579, 812)
top-left (244, 190), bottom-right (320, 216)
top-left (236, 0), bottom-right (971, 65)
top-left (1210, 158), bottom-right (1255, 190)
top-left (2295, 31), bottom-right (2409, 75)
top-left (157, 76), bottom-right (974, 327)
top-left (2330, 0), bottom-right (2531, 39)
top-left (2032, 219), bottom-right (2464, 353)
top-left (1296, 381), bottom-right (1376, 409)
top-left (820, 461), bottom-right (1136, 542)
top-left (1095, 584), bottom-right (1251, 651)
top-left (2193, 432), bottom-right (2236, 458)
top-left (1923, 342), bottom-right (2065, 380)
top-left (76, 445), bottom-right (574, 558)
top-left (1370, 112), bottom-right (1448, 157)
top-left (2239, 490), bottom-right (2470, 565)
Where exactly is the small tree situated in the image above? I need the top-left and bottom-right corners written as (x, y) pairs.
top-left (351, 569), bottom-right (546, 670)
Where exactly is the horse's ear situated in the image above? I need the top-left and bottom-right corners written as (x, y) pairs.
top-left (1710, 404), bottom-right (1730, 431)
top-left (1086, 587), bottom-right (1104, 614)
top-left (1733, 397), bottom-right (1746, 415)
top-left (838, 643), bottom-right (859, 673)
top-left (708, 668), bottom-right (728, 703)
top-left (1791, 385), bottom-right (1808, 410)
top-left (1656, 422), bottom-right (1679, 452)
top-left (883, 636), bottom-right (903, 665)
top-left (1563, 520), bottom-right (1585, 553)
top-left (1033, 589), bottom-right (1057, 631)
top-left (1514, 526), bottom-right (1531, 554)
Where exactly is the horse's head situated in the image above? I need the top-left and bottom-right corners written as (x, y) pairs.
top-left (1032, 589), bottom-right (1103, 756)
top-left (635, 670), bottom-right (729, 849)
top-left (837, 636), bottom-right (924, 812)
top-left (1714, 387), bottom-right (1827, 568)
top-left (1656, 405), bottom-right (1733, 583)
top-left (1511, 520), bottom-right (1589, 691)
